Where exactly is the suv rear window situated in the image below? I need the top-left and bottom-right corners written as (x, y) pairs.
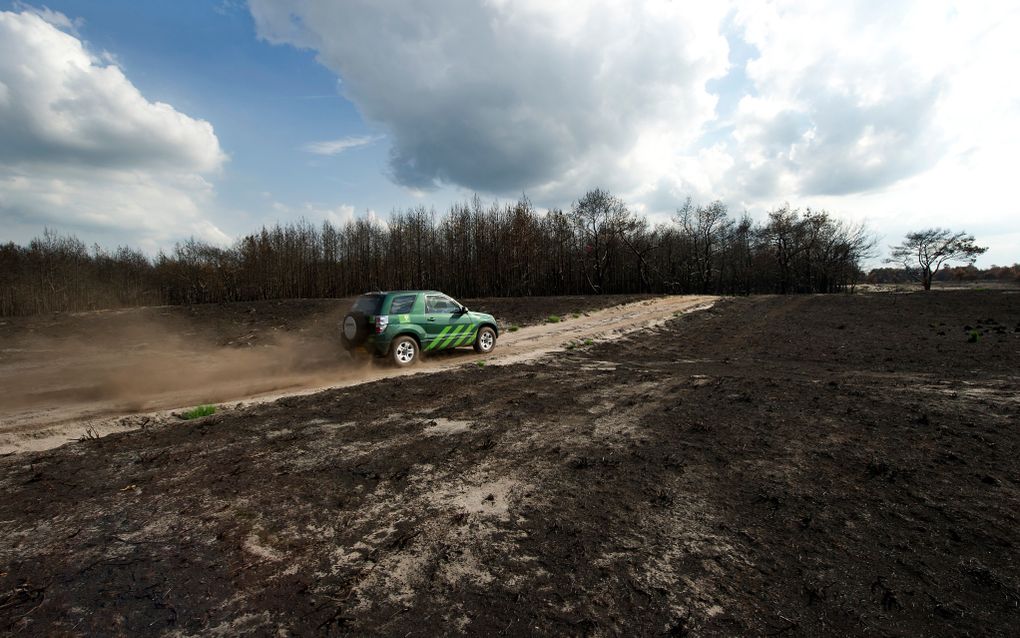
top-left (389, 294), bottom-right (416, 314)
top-left (351, 294), bottom-right (383, 315)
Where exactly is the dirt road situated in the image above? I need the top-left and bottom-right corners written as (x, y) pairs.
top-left (1, 290), bottom-right (1017, 636)
top-left (0, 295), bottom-right (712, 453)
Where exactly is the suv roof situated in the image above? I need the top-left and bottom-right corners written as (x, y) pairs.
top-left (360, 290), bottom-right (444, 296)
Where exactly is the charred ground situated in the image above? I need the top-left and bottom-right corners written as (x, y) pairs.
top-left (1, 291), bottom-right (1018, 636)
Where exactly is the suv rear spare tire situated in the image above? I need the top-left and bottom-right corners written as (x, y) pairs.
top-left (341, 311), bottom-right (370, 348)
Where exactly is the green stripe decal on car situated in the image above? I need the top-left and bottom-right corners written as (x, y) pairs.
top-left (427, 326), bottom-right (452, 351)
top-left (439, 324), bottom-right (468, 349)
top-left (455, 327), bottom-right (477, 347)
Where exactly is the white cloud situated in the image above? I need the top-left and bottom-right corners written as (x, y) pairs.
top-left (11, 2), bottom-right (83, 34)
top-left (725, 0), bottom-right (1020, 265)
top-left (0, 167), bottom-right (230, 249)
top-left (249, 1), bottom-right (1020, 265)
top-left (723, 1), bottom-right (951, 201)
top-left (0, 9), bottom-right (229, 247)
top-left (321, 204), bottom-right (356, 225)
top-left (249, 0), bottom-right (731, 195)
top-left (261, 197), bottom-right (385, 232)
top-left (301, 135), bottom-right (380, 156)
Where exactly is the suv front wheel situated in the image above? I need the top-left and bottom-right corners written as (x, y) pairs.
top-left (474, 326), bottom-right (496, 354)
top-left (390, 335), bottom-right (419, 367)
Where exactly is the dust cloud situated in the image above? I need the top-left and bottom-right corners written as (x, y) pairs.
top-left (0, 310), bottom-right (366, 428)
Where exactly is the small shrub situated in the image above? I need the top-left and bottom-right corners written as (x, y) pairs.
top-left (476, 360), bottom-right (486, 367)
top-left (967, 330), bottom-right (980, 343)
top-left (79, 425), bottom-right (100, 441)
top-left (584, 338), bottom-right (593, 346)
top-left (508, 325), bottom-right (520, 332)
top-left (546, 315), bottom-right (561, 324)
top-left (565, 341), bottom-right (576, 350)
top-left (182, 405), bottom-right (216, 419)
top-left (572, 312), bottom-right (580, 319)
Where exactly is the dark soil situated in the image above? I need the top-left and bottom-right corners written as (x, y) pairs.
top-left (1, 291), bottom-right (1018, 636)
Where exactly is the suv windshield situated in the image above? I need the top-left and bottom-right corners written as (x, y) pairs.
top-left (351, 294), bottom-right (383, 315)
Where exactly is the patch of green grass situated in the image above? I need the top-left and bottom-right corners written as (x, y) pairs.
top-left (476, 360), bottom-right (486, 367)
top-left (565, 341), bottom-right (576, 350)
top-left (546, 315), bottom-right (561, 324)
top-left (583, 338), bottom-right (593, 346)
top-left (508, 325), bottom-right (520, 332)
top-left (182, 405), bottom-right (216, 420)
top-left (572, 312), bottom-right (581, 319)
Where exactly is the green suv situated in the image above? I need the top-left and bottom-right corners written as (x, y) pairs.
top-left (340, 291), bottom-right (499, 366)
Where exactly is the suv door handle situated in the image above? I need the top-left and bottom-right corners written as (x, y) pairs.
top-left (427, 317), bottom-right (436, 322)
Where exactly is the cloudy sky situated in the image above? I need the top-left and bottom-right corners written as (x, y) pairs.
top-left (0, 1), bottom-right (1017, 265)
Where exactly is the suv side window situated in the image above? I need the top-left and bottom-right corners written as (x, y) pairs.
top-left (426, 294), bottom-right (459, 313)
top-left (389, 294), bottom-right (416, 315)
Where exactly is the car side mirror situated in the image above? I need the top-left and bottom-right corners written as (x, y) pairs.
top-left (458, 306), bottom-right (469, 314)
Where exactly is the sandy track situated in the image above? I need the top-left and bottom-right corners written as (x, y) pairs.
top-left (0, 295), bottom-right (715, 453)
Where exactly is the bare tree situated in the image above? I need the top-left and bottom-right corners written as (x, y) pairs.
top-left (887, 229), bottom-right (987, 290)
top-left (569, 188), bottom-right (636, 293)
top-left (759, 205), bottom-right (809, 294)
top-left (675, 199), bottom-right (732, 294)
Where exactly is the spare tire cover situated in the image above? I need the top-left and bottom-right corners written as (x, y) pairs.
top-left (343, 315), bottom-right (358, 340)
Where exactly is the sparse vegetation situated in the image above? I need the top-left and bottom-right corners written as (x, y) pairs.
top-left (547, 315), bottom-right (561, 324)
top-left (507, 325), bottom-right (520, 332)
top-left (561, 337), bottom-right (594, 351)
top-left (182, 405), bottom-right (216, 420)
top-left (79, 425), bottom-right (100, 441)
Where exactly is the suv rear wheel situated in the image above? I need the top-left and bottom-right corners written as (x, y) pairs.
top-left (390, 335), bottom-right (419, 367)
top-left (474, 326), bottom-right (496, 354)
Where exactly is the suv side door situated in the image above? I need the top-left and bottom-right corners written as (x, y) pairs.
top-left (423, 293), bottom-right (475, 351)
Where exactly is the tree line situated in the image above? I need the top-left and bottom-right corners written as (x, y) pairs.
top-left (0, 190), bottom-right (878, 317)
top-left (867, 264), bottom-right (1019, 285)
